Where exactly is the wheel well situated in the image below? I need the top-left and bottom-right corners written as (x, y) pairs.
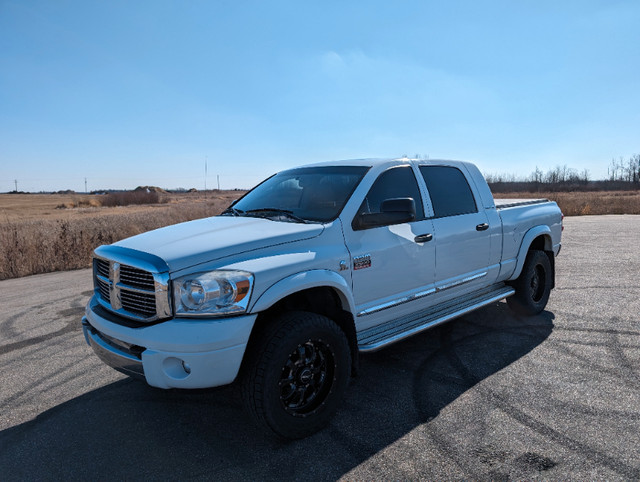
top-left (528, 235), bottom-right (555, 288)
top-left (246, 287), bottom-right (359, 375)
top-left (529, 235), bottom-right (549, 251)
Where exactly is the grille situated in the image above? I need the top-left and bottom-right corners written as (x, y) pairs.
top-left (96, 277), bottom-right (110, 301)
top-left (96, 258), bottom-right (110, 278)
top-left (121, 290), bottom-right (157, 317)
top-left (93, 255), bottom-right (170, 322)
top-left (120, 265), bottom-right (155, 291)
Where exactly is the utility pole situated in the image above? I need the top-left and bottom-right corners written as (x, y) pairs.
top-left (217, 174), bottom-right (220, 190)
top-left (85, 177), bottom-right (88, 193)
top-left (204, 156), bottom-right (208, 199)
top-left (14, 179), bottom-right (17, 192)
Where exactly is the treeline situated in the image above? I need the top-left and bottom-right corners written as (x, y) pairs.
top-left (486, 154), bottom-right (640, 193)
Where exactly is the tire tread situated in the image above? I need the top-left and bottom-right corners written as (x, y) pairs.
top-left (240, 311), bottom-right (351, 439)
top-left (507, 249), bottom-right (552, 316)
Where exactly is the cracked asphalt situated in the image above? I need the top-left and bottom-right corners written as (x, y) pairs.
top-left (1, 215), bottom-right (638, 480)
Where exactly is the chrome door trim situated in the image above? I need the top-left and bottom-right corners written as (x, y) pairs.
top-left (357, 287), bottom-right (436, 317)
top-left (356, 271), bottom-right (488, 317)
top-left (436, 271), bottom-right (487, 292)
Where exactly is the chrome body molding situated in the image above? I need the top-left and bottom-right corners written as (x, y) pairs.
top-left (357, 288), bottom-right (436, 317)
top-left (357, 271), bottom-right (488, 317)
top-left (437, 271), bottom-right (487, 292)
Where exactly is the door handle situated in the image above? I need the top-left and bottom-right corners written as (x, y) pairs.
top-left (414, 233), bottom-right (433, 243)
top-left (476, 223), bottom-right (489, 231)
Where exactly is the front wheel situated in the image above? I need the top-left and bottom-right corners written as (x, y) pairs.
top-left (507, 250), bottom-right (552, 316)
top-left (241, 311), bottom-right (351, 439)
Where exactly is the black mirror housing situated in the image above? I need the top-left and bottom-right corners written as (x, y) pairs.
top-left (380, 197), bottom-right (416, 215)
top-left (354, 197), bottom-right (416, 230)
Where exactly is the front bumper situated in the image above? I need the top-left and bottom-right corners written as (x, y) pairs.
top-left (82, 296), bottom-right (257, 389)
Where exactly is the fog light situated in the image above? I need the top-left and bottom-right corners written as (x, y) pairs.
top-left (162, 357), bottom-right (192, 379)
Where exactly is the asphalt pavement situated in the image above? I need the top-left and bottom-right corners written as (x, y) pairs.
top-left (1, 215), bottom-right (639, 480)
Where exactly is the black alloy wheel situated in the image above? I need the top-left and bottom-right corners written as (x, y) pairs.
top-left (279, 339), bottom-right (335, 417)
top-left (507, 249), bottom-right (552, 316)
top-left (241, 311), bottom-right (351, 439)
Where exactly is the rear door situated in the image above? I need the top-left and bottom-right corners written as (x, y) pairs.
top-left (418, 165), bottom-right (492, 292)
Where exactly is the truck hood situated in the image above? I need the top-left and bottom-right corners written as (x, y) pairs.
top-left (114, 216), bottom-right (325, 273)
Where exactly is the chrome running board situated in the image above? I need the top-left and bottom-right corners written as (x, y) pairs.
top-left (357, 283), bottom-right (515, 352)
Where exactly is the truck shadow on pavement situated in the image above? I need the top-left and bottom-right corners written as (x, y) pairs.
top-left (0, 302), bottom-right (553, 480)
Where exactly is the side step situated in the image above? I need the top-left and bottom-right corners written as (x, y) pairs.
top-left (357, 283), bottom-right (515, 352)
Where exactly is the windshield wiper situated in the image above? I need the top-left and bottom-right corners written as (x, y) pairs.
top-left (221, 207), bottom-right (246, 217)
top-left (244, 208), bottom-right (311, 224)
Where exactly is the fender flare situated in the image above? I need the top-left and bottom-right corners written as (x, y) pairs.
top-left (249, 270), bottom-right (356, 315)
top-left (508, 225), bottom-right (553, 281)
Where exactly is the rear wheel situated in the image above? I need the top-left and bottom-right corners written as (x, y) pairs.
top-left (241, 311), bottom-right (351, 439)
top-left (507, 250), bottom-right (552, 316)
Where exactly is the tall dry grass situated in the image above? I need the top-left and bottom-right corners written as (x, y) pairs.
top-left (2, 190), bottom-right (639, 280)
top-left (0, 200), bottom-right (229, 280)
top-left (493, 190), bottom-right (640, 216)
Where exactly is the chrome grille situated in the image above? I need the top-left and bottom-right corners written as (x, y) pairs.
top-left (96, 258), bottom-right (110, 278)
top-left (92, 251), bottom-right (171, 323)
top-left (121, 290), bottom-right (157, 317)
top-left (96, 277), bottom-right (110, 301)
top-left (120, 265), bottom-right (155, 291)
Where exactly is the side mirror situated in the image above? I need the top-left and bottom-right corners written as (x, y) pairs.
top-left (380, 197), bottom-right (416, 215)
top-left (354, 197), bottom-right (416, 230)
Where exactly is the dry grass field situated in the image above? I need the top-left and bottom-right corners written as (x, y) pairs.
top-left (0, 191), bottom-right (244, 280)
top-left (1, 189), bottom-right (639, 280)
top-left (493, 190), bottom-right (640, 216)
top-left (0, 191), bottom-right (240, 221)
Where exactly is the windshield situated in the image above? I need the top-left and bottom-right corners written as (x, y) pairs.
top-left (224, 166), bottom-right (370, 222)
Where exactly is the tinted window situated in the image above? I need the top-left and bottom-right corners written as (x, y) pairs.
top-left (356, 166), bottom-right (424, 222)
top-left (419, 166), bottom-right (477, 217)
top-left (230, 166), bottom-right (369, 222)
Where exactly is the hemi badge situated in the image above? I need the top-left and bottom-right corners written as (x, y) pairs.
top-left (353, 254), bottom-right (371, 270)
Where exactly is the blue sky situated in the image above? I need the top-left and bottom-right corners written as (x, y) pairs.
top-left (1, 0), bottom-right (639, 192)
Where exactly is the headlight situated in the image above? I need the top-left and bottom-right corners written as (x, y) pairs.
top-left (173, 270), bottom-right (254, 317)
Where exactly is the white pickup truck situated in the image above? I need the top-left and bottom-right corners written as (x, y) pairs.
top-left (82, 158), bottom-right (562, 438)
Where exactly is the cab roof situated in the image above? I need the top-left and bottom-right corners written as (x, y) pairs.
top-left (299, 157), bottom-right (471, 169)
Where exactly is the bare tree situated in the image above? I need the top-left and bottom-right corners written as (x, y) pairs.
top-left (530, 167), bottom-right (544, 184)
top-left (581, 168), bottom-right (590, 183)
top-left (627, 154), bottom-right (640, 183)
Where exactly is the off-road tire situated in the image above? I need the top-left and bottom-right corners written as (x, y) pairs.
top-left (507, 249), bottom-right (552, 316)
top-left (241, 311), bottom-right (351, 439)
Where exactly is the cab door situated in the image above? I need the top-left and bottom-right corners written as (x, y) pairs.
top-left (418, 165), bottom-right (493, 293)
top-left (346, 165), bottom-right (436, 331)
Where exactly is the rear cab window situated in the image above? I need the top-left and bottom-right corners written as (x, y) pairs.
top-left (419, 166), bottom-right (477, 218)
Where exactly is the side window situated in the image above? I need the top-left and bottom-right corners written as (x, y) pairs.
top-left (419, 166), bottom-right (477, 218)
top-left (356, 166), bottom-right (424, 222)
